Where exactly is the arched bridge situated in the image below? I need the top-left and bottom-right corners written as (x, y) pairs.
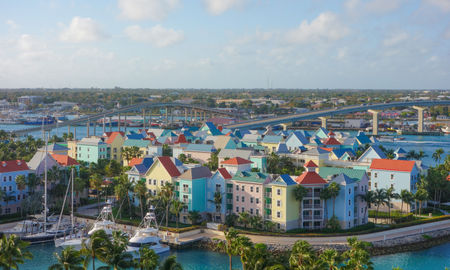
top-left (225, 100), bottom-right (450, 130)
top-left (13, 102), bottom-right (238, 136)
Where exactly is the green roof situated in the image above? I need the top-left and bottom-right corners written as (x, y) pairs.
top-left (318, 167), bottom-right (366, 182)
top-left (231, 171), bottom-right (268, 184)
top-left (123, 139), bottom-right (150, 148)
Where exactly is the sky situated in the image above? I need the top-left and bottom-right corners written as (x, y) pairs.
top-left (0, 0), bottom-right (450, 89)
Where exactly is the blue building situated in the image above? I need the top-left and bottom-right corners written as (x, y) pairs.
top-left (207, 168), bottom-right (232, 222)
top-left (0, 160), bottom-right (31, 215)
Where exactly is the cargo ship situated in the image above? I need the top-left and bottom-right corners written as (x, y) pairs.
top-left (22, 116), bottom-right (56, 125)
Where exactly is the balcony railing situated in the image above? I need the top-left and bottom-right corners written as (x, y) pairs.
top-left (182, 188), bottom-right (191, 193)
top-left (303, 204), bottom-right (312, 208)
top-left (305, 192), bottom-right (313, 197)
top-left (303, 215), bottom-right (312, 220)
top-left (182, 199), bottom-right (191, 204)
top-left (265, 215), bottom-right (272, 220)
top-left (227, 188), bottom-right (233, 193)
top-left (314, 215), bottom-right (322, 219)
top-left (314, 204), bottom-right (322, 208)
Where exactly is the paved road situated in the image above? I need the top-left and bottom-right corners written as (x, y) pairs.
top-left (203, 219), bottom-right (450, 247)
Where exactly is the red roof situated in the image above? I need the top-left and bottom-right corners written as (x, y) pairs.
top-left (175, 134), bottom-right (187, 144)
top-left (221, 157), bottom-right (253, 165)
top-left (157, 156), bottom-right (181, 177)
top-left (129, 157), bottom-right (143, 167)
top-left (105, 131), bottom-right (124, 144)
top-left (319, 147), bottom-right (333, 152)
top-left (328, 131), bottom-right (335, 136)
top-left (370, 159), bottom-right (416, 172)
top-left (295, 171), bottom-right (327, 185)
top-left (323, 137), bottom-right (341, 145)
top-left (0, 160), bottom-right (30, 173)
top-left (218, 168), bottom-right (232, 179)
top-left (51, 154), bottom-right (80, 166)
top-left (447, 174), bottom-right (450, 181)
top-left (304, 160), bottom-right (318, 168)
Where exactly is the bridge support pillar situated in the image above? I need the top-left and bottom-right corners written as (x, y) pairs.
top-left (412, 106), bottom-right (425, 133)
top-left (280, 123), bottom-right (291, 131)
top-left (74, 127), bottom-right (76, 140)
top-left (142, 109), bottom-right (146, 130)
top-left (124, 114), bottom-right (127, 133)
top-left (118, 114), bottom-right (121, 132)
top-left (171, 108), bottom-right (174, 124)
top-left (67, 125), bottom-right (70, 140)
top-left (93, 122), bottom-right (96, 137)
top-left (185, 108), bottom-right (188, 123)
top-left (109, 116), bottom-right (112, 132)
top-left (87, 120), bottom-right (90, 137)
top-left (165, 107), bottom-right (168, 125)
top-left (318, 117), bottom-right (328, 129)
top-left (102, 115), bottom-right (106, 134)
top-left (368, 110), bottom-right (380, 136)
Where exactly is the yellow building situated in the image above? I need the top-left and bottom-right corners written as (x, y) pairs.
top-left (122, 139), bottom-right (151, 166)
top-left (268, 175), bottom-right (300, 231)
top-left (104, 132), bottom-right (125, 164)
top-left (145, 156), bottom-right (181, 196)
top-left (260, 135), bottom-right (282, 154)
top-left (67, 140), bottom-right (78, 160)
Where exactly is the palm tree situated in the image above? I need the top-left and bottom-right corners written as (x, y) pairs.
top-left (98, 231), bottom-right (134, 270)
top-left (159, 182), bottom-right (175, 227)
top-left (319, 249), bottom-right (342, 270)
top-left (15, 175), bottom-right (27, 192)
top-left (187, 210), bottom-right (202, 225)
top-left (417, 150), bottom-right (427, 160)
top-left (414, 188), bottom-right (429, 216)
top-left (159, 255), bottom-right (183, 270)
top-left (320, 188), bottom-right (332, 222)
top-left (238, 211), bottom-right (251, 229)
top-left (289, 240), bottom-right (315, 269)
top-left (342, 237), bottom-right (373, 270)
top-left (374, 188), bottom-right (388, 224)
top-left (89, 173), bottom-right (103, 215)
top-left (235, 235), bottom-right (253, 270)
top-left (293, 185), bottom-right (308, 222)
top-left (135, 247), bottom-right (159, 270)
top-left (432, 148), bottom-right (444, 165)
top-left (263, 220), bottom-right (277, 232)
top-left (406, 150), bottom-right (417, 160)
top-left (399, 189), bottom-right (413, 214)
top-left (134, 180), bottom-right (148, 218)
top-left (208, 191), bottom-right (223, 222)
top-left (0, 234), bottom-right (33, 270)
top-left (26, 173), bottom-right (40, 195)
top-left (80, 230), bottom-right (109, 270)
top-left (216, 228), bottom-right (240, 270)
top-left (249, 215), bottom-right (263, 230)
top-left (386, 187), bottom-right (399, 224)
top-left (359, 190), bottom-right (375, 224)
top-left (49, 246), bottom-right (84, 270)
top-left (170, 200), bottom-right (185, 228)
top-left (327, 182), bottom-right (341, 218)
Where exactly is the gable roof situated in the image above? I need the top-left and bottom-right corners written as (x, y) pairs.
top-left (156, 156), bottom-right (181, 177)
top-left (288, 131), bottom-right (310, 145)
top-left (305, 160), bottom-right (318, 168)
top-left (129, 157), bottom-right (143, 167)
top-left (175, 134), bottom-right (188, 144)
top-left (0, 160), bottom-right (30, 173)
top-left (318, 167), bottom-right (366, 182)
top-left (271, 174), bottom-right (297, 186)
top-left (241, 134), bottom-right (261, 143)
top-left (358, 145), bottom-right (387, 161)
top-left (179, 166), bottom-right (212, 180)
top-left (330, 173), bottom-right (356, 185)
top-left (105, 131), bottom-right (125, 144)
top-left (217, 168), bottom-right (232, 179)
top-left (51, 154), bottom-right (80, 166)
top-left (276, 142), bottom-right (290, 154)
top-left (218, 149), bottom-right (253, 160)
top-left (185, 144), bottom-right (216, 152)
top-left (126, 134), bottom-right (144, 140)
top-left (323, 137), bottom-right (341, 145)
top-left (370, 159), bottom-right (416, 172)
top-left (221, 157), bottom-right (253, 165)
top-left (38, 143), bottom-right (69, 152)
top-left (123, 139), bottom-right (151, 148)
top-left (231, 171), bottom-right (270, 184)
top-left (295, 171), bottom-right (327, 185)
top-left (261, 135), bottom-right (282, 144)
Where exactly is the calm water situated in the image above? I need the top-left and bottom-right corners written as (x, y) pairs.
top-left (22, 242), bottom-right (450, 270)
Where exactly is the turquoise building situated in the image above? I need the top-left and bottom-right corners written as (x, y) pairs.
top-left (178, 166), bottom-right (212, 223)
top-left (77, 137), bottom-right (109, 164)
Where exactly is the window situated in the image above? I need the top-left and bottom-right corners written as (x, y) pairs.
top-left (250, 186), bottom-right (253, 192)
top-left (277, 200), bottom-right (281, 207)
top-left (250, 208), bottom-right (253, 214)
top-left (241, 196), bottom-right (245, 202)
top-left (374, 173), bottom-right (377, 178)
top-left (153, 180), bottom-right (156, 185)
top-left (348, 211), bottom-right (351, 216)
top-left (8, 176), bottom-right (11, 181)
top-left (391, 184), bottom-right (394, 189)
top-left (256, 187), bottom-right (259, 193)
top-left (390, 174), bottom-right (394, 180)
top-left (277, 189), bottom-right (281, 195)
top-left (348, 222), bottom-right (351, 227)
top-left (236, 196), bottom-right (239, 202)
top-left (3, 177), bottom-right (5, 182)
top-left (236, 207), bottom-right (239, 212)
top-left (256, 209), bottom-right (259, 215)
top-left (241, 207), bottom-right (244, 212)
top-left (241, 186), bottom-right (245, 191)
top-left (348, 200), bottom-right (351, 206)
top-left (160, 180), bottom-right (164, 186)
top-left (9, 186), bottom-right (12, 191)
top-left (374, 183), bottom-right (378, 188)
top-left (114, 148), bottom-right (117, 153)
top-left (236, 185), bottom-right (239, 191)
top-left (277, 211), bottom-right (281, 218)
top-left (256, 198), bottom-right (259, 204)
top-left (250, 197), bottom-right (254, 203)
top-left (17, 195), bottom-right (20, 200)
top-left (348, 188), bottom-right (351, 194)
top-left (153, 190), bottom-right (156, 196)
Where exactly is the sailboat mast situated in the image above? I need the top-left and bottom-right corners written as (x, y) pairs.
top-left (71, 168), bottom-right (74, 234)
top-left (44, 132), bottom-right (48, 233)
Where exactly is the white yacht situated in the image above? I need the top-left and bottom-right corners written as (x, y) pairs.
top-left (127, 207), bottom-right (169, 255)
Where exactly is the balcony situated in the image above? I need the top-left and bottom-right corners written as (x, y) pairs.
top-left (303, 215), bottom-right (312, 221)
top-left (303, 204), bottom-right (312, 209)
top-left (182, 198), bottom-right (191, 204)
top-left (226, 199), bottom-right (232, 204)
top-left (264, 192), bottom-right (272, 198)
top-left (227, 188), bottom-right (233, 193)
top-left (314, 215), bottom-right (322, 219)
top-left (313, 204), bottom-right (322, 208)
top-left (305, 192), bottom-right (313, 197)
top-left (182, 188), bottom-right (191, 194)
top-left (265, 215), bottom-right (272, 220)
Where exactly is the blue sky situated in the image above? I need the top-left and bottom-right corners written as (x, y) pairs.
top-left (0, 0), bottom-right (449, 89)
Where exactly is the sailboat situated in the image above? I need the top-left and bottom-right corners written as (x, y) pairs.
top-left (126, 206), bottom-right (170, 255)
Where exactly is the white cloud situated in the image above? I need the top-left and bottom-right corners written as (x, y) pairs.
top-left (124, 25), bottom-right (184, 47)
top-left (118, 0), bottom-right (180, 21)
top-left (383, 32), bottom-right (409, 47)
top-left (6, 20), bottom-right (18, 30)
top-left (60, 17), bottom-right (107, 42)
top-left (424, 0), bottom-right (450, 12)
top-left (152, 59), bottom-right (176, 71)
top-left (337, 47), bottom-right (348, 60)
top-left (286, 12), bottom-right (350, 44)
top-left (16, 34), bottom-right (52, 61)
top-left (365, 0), bottom-right (405, 14)
top-left (203, 0), bottom-right (246, 15)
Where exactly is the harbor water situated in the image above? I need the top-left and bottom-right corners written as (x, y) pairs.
top-left (22, 242), bottom-right (450, 269)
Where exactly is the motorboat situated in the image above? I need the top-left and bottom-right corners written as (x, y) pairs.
top-left (126, 207), bottom-right (169, 255)
top-left (442, 126), bottom-right (450, 134)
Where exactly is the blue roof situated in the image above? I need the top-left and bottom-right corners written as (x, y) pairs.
top-left (262, 135), bottom-right (282, 144)
top-left (126, 134), bottom-right (144, 140)
top-left (298, 145), bottom-right (308, 152)
top-left (290, 131), bottom-right (310, 145)
top-left (356, 134), bottom-right (371, 145)
top-left (276, 142), bottom-right (290, 154)
top-left (236, 141), bottom-right (248, 148)
top-left (123, 139), bottom-right (150, 148)
top-left (332, 148), bottom-right (351, 159)
top-left (331, 173), bottom-right (356, 185)
top-left (395, 147), bottom-right (407, 154)
top-left (277, 130), bottom-right (290, 137)
top-left (135, 157), bottom-right (154, 174)
top-left (369, 145), bottom-right (387, 159)
top-left (278, 174), bottom-right (297, 186)
top-left (203, 122), bottom-right (222, 136)
top-left (314, 127), bottom-right (330, 138)
top-left (185, 144), bottom-right (216, 152)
